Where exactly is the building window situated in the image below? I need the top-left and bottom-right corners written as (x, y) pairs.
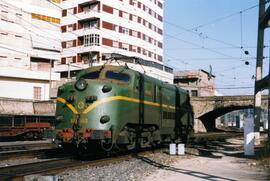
top-left (113, 40), bottom-right (119, 48)
top-left (121, 43), bottom-right (128, 50)
top-left (113, 24), bottom-right (118, 31)
top-left (131, 45), bottom-right (137, 52)
top-left (191, 90), bottom-right (198, 97)
top-left (83, 20), bottom-right (98, 29)
top-left (84, 34), bottom-right (100, 47)
top-left (33, 87), bottom-right (41, 100)
top-left (131, 30), bottom-right (137, 37)
top-left (66, 40), bottom-right (73, 48)
top-left (67, 24), bottom-right (73, 32)
top-left (66, 57), bottom-right (73, 64)
top-left (122, 27), bottom-right (128, 34)
top-left (133, 15), bottom-right (138, 22)
top-left (67, 8), bottom-right (74, 15)
top-left (122, 12), bottom-right (129, 19)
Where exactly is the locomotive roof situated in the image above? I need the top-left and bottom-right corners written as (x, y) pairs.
top-left (76, 65), bottom-right (188, 95)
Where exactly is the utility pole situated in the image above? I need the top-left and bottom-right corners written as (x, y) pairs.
top-left (268, 45), bottom-right (270, 150)
top-left (254, 0), bottom-right (270, 150)
top-left (254, 0), bottom-right (265, 146)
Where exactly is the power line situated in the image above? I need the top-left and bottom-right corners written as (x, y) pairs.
top-left (165, 46), bottom-right (268, 50)
top-left (172, 0), bottom-right (270, 35)
top-left (168, 57), bottom-right (255, 61)
top-left (164, 19), bottom-right (255, 60)
top-left (164, 1), bottom-right (270, 60)
top-left (165, 33), bottom-right (236, 59)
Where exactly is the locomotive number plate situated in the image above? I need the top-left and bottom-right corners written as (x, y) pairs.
top-left (92, 130), bottom-right (103, 140)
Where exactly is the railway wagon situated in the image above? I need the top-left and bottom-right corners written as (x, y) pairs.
top-left (55, 65), bottom-right (194, 152)
top-left (0, 117), bottom-right (52, 141)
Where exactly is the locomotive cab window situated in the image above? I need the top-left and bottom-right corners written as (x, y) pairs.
top-left (105, 71), bottom-right (130, 82)
top-left (81, 71), bottom-right (100, 79)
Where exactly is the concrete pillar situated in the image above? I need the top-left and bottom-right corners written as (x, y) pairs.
top-left (254, 0), bottom-right (266, 146)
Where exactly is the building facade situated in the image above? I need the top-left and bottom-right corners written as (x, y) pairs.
top-left (57, 0), bottom-right (173, 83)
top-left (0, 0), bottom-right (172, 102)
top-left (0, 0), bottom-right (61, 100)
top-left (174, 69), bottom-right (215, 97)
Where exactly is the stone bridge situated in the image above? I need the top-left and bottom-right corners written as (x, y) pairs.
top-left (190, 95), bottom-right (268, 132)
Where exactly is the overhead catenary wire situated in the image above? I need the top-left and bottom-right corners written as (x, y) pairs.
top-left (170, 0), bottom-right (270, 36)
top-left (165, 46), bottom-right (269, 51)
top-left (165, 33), bottom-right (237, 59)
top-left (163, 1), bottom-right (270, 60)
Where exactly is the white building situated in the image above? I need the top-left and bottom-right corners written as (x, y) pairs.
top-left (57, 0), bottom-right (173, 83)
top-left (0, 0), bottom-right (172, 102)
top-left (0, 0), bottom-right (61, 100)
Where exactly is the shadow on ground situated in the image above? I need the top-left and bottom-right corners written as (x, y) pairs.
top-left (135, 155), bottom-right (236, 181)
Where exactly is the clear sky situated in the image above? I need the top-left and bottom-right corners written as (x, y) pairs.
top-left (164, 0), bottom-right (270, 96)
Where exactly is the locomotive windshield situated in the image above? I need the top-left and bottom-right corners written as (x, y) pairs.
top-left (81, 71), bottom-right (100, 79)
top-left (105, 71), bottom-right (130, 82)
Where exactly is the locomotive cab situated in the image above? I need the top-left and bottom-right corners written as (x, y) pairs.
top-left (55, 66), bottom-right (136, 151)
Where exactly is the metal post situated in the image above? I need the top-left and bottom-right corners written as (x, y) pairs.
top-left (68, 61), bottom-right (70, 80)
top-left (49, 59), bottom-right (52, 99)
top-left (254, 0), bottom-right (265, 145)
top-left (268, 45), bottom-right (270, 149)
top-left (89, 51), bottom-right (93, 67)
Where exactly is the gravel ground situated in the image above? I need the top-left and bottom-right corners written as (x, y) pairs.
top-left (11, 136), bottom-right (270, 181)
top-left (24, 151), bottom-right (183, 181)
top-left (57, 152), bottom-right (180, 181)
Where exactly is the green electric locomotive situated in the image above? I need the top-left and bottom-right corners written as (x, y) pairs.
top-left (55, 65), bottom-right (193, 152)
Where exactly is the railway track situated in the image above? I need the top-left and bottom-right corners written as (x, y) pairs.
top-left (0, 140), bottom-right (58, 160)
top-left (0, 131), bottom-right (245, 180)
top-left (0, 150), bottom-right (158, 181)
top-left (0, 140), bottom-right (56, 152)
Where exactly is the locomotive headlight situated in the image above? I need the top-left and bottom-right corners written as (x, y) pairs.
top-left (75, 78), bottom-right (88, 91)
top-left (100, 115), bottom-right (110, 124)
top-left (102, 85), bottom-right (112, 93)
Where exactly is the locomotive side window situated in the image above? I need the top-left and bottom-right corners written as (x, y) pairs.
top-left (81, 71), bottom-right (100, 79)
top-left (105, 71), bottom-right (130, 82)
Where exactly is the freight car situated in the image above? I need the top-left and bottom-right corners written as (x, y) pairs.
top-left (0, 122), bottom-right (51, 141)
top-left (55, 65), bottom-right (194, 152)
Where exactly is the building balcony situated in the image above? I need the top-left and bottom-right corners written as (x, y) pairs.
top-left (75, 27), bottom-right (100, 37)
top-left (62, 45), bottom-right (102, 55)
top-left (76, 10), bottom-right (101, 21)
top-left (77, 0), bottom-right (100, 6)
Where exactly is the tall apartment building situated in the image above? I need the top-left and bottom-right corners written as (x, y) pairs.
top-left (0, 0), bottom-right (61, 100)
top-left (57, 0), bottom-right (173, 83)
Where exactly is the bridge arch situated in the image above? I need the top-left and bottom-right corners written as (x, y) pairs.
top-left (190, 95), bottom-right (268, 132)
top-left (198, 105), bottom-right (253, 131)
